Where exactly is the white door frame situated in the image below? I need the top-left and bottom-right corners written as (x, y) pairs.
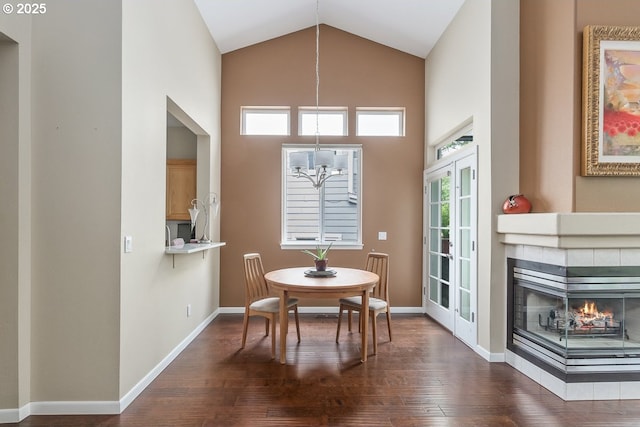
top-left (423, 145), bottom-right (477, 348)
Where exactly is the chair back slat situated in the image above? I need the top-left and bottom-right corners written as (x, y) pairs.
top-left (243, 253), bottom-right (270, 305)
top-left (365, 252), bottom-right (389, 302)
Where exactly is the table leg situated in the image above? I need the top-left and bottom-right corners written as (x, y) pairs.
top-left (361, 289), bottom-right (369, 362)
top-left (279, 289), bottom-right (288, 364)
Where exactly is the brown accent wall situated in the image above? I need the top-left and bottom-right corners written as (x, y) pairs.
top-left (220, 25), bottom-right (425, 307)
top-left (521, 0), bottom-right (640, 212)
top-left (575, 0), bottom-right (640, 211)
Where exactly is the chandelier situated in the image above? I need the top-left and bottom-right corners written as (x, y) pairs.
top-left (288, 0), bottom-right (347, 190)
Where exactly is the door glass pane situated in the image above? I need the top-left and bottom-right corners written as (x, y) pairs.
top-left (460, 230), bottom-right (470, 258)
top-left (441, 202), bottom-right (450, 229)
top-left (460, 259), bottom-right (470, 290)
top-left (430, 204), bottom-right (439, 227)
top-left (460, 167), bottom-right (471, 196)
top-left (429, 253), bottom-right (440, 276)
top-left (441, 255), bottom-right (449, 282)
top-left (460, 198), bottom-right (470, 227)
top-left (441, 283), bottom-right (449, 308)
top-left (441, 176), bottom-right (450, 201)
top-left (430, 278), bottom-right (439, 303)
top-left (460, 289), bottom-right (470, 320)
top-left (430, 181), bottom-right (440, 202)
top-left (430, 230), bottom-right (439, 251)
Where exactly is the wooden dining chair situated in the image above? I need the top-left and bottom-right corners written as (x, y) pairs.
top-left (241, 253), bottom-right (300, 359)
top-left (335, 252), bottom-right (391, 354)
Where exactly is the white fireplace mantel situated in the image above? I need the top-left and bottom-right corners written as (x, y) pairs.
top-left (497, 213), bottom-right (640, 249)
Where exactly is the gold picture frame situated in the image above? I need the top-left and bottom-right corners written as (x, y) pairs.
top-left (582, 25), bottom-right (640, 176)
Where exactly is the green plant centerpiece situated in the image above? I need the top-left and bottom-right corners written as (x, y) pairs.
top-left (302, 242), bottom-right (333, 271)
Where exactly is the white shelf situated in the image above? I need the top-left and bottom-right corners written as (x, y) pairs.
top-left (165, 242), bottom-right (225, 267)
top-left (165, 242), bottom-right (226, 254)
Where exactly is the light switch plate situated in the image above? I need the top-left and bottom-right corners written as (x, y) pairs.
top-left (124, 235), bottom-right (133, 253)
top-left (378, 231), bottom-right (387, 240)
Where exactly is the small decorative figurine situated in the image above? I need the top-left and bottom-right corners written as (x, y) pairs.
top-left (502, 194), bottom-right (532, 214)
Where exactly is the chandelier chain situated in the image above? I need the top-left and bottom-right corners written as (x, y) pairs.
top-left (315, 0), bottom-right (320, 151)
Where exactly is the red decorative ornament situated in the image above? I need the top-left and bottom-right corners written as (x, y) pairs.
top-left (502, 194), bottom-right (532, 214)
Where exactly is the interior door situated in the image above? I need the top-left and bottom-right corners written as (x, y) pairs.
top-left (424, 147), bottom-right (477, 348)
top-left (452, 153), bottom-right (477, 347)
top-left (424, 166), bottom-right (454, 330)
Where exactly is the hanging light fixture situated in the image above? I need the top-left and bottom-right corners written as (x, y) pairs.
top-left (288, 0), bottom-right (348, 190)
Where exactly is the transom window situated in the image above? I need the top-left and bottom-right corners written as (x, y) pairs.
top-left (298, 107), bottom-right (348, 136)
top-left (241, 107), bottom-right (290, 135)
top-left (281, 144), bottom-right (362, 249)
top-left (356, 108), bottom-right (405, 136)
top-left (436, 128), bottom-right (473, 159)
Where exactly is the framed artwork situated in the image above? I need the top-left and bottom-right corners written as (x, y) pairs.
top-left (582, 25), bottom-right (640, 176)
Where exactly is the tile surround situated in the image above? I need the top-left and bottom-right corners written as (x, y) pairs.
top-left (499, 213), bottom-right (640, 400)
top-left (507, 245), bottom-right (639, 267)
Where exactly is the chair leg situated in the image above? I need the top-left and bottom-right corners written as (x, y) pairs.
top-left (336, 304), bottom-right (343, 343)
top-left (293, 305), bottom-right (301, 343)
top-left (386, 310), bottom-right (392, 341)
top-left (270, 314), bottom-right (276, 359)
top-left (372, 312), bottom-right (378, 355)
top-left (241, 310), bottom-right (249, 349)
top-left (264, 318), bottom-right (270, 336)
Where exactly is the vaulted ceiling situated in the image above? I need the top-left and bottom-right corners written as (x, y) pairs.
top-left (194, 0), bottom-right (465, 58)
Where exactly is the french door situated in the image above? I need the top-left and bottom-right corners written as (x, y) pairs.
top-left (423, 148), bottom-right (477, 348)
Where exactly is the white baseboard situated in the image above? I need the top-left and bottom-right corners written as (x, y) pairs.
top-left (218, 306), bottom-right (425, 314)
top-left (0, 309), bottom-right (220, 424)
top-left (118, 309), bottom-right (219, 412)
top-left (475, 344), bottom-right (505, 362)
top-left (0, 407), bottom-right (22, 424)
top-left (30, 400), bottom-right (121, 416)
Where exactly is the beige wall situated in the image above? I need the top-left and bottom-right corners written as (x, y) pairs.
top-left (0, 37), bottom-right (20, 410)
top-left (0, 0), bottom-right (222, 416)
top-left (120, 0), bottom-right (222, 397)
top-left (220, 25), bottom-right (425, 308)
top-left (167, 127), bottom-right (197, 160)
top-left (29, 0), bottom-right (122, 401)
top-left (521, 0), bottom-right (640, 212)
top-left (520, 0), bottom-right (576, 212)
top-left (425, 0), bottom-right (520, 355)
top-left (0, 20), bottom-right (31, 410)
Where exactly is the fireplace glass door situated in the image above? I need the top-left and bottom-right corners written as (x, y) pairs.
top-left (513, 284), bottom-right (640, 358)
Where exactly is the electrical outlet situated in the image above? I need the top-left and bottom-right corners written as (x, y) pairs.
top-left (186, 304), bottom-right (191, 318)
top-left (124, 235), bottom-right (133, 253)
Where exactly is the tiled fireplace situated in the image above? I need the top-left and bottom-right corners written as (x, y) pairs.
top-left (498, 213), bottom-right (640, 400)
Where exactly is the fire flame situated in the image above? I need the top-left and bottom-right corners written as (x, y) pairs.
top-left (577, 301), bottom-right (613, 321)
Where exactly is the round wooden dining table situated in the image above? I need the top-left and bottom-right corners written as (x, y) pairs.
top-left (264, 266), bottom-right (379, 364)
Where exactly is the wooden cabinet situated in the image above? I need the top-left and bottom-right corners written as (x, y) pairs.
top-left (166, 159), bottom-right (196, 221)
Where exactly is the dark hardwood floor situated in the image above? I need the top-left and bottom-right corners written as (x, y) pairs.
top-left (12, 314), bottom-right (640, 426)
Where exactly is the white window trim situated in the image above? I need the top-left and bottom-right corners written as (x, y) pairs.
top-left (356, 107), bottom-right (405, 136)
top-left (433, 121), bottom-right (473, 160)
top-left (241, 106), bottom-right (291, 135)
top-left (298, 106), bottom-right (348, 136)
top-left (280, 143), bottom-right (363, 250)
